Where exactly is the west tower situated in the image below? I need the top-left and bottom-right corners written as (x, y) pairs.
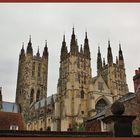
top-left (15, 37), bottom-right (48, 123)
top-left (55, 28), bottom-right (92, 131)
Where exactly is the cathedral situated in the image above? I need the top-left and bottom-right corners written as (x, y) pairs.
top-left (15, 28), bottom-right (128, 131)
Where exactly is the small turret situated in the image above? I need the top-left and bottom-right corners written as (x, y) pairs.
top-left (119, 43), bottom-right (124, 61)
top-left (36, 47), bottom-right (40, 57)
top-left (60, 35), bottom-right (67, 60)
top-left (116, 56), bottom-right (118, 65)
top-left (26, 35), bottom-right (33, 55)
top-left (70, 27), bottom-right (78, 55)
top-left (107, 40), bottom-right (113, 65)
top-left (20, 42), bottom-right (25, 59)
top-left (80, 44), bottom-right (83, 54)
top-left (103, 58), bottom-right (106, 67)
top-left (84, 32), bottom-right (90, 59)
top-left (97, 46), bottom-right (102, 74)
top-left (43, 40), bottom-right (48, 58)
top-left (118, 43), bottom-right (124, 68)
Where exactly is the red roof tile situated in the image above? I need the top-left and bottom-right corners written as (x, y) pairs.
top-left (0, 112), bottom-right (25, 130)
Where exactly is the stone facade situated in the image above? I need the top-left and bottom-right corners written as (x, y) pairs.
top-left (15, 36), bottom-right (48, 125)
top-left (27, 95), bottom-right (56, 131)
top-left (15, 28), bottom-right (128, 131)
top-left (55, 28), bottom-right (128, 131)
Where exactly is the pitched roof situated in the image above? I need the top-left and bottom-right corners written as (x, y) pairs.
top-left (118, 92), bottom-right (136, 102)
top-left (31, 94), bottom-right (57, 110)
top-left (2, 101), bottom-right (19, 113)
top-left (0, 112), bottom-right (25, 130)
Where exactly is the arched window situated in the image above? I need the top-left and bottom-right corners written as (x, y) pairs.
top-left (95, 99), bottom-right (108, 114)
top-left (77, 57), bottom-right (80, 68)
top-left (38, 63), bottom-right (41, 77)
top-left (32, 62), bottom-right (35, 77)
top-left (36, 90), bottom-right (40, 102)
top-left (84, 62), bottom-right (86, 70)
top-left (80, 88), bottom-right (85, 99)
top-left (30, 89), bottom-right (34, 104)
top-left (78, 73), bottom-right (80, 83)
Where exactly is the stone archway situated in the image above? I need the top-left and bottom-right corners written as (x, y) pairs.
top-left (95, 98), bottom-right (109, 114)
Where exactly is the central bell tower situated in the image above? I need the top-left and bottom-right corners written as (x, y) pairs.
top-left (55, 28), bottom-right (92, 131)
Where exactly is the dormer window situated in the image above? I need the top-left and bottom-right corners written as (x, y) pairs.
top-left (10, 124), bottom-right (19, 130)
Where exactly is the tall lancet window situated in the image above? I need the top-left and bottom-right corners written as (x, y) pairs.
top-left (30, 89), bottom-right (34, 104)
top-left (38, 63), bottom-right (41, 77)
top-left (77, 57), bottom-right (80, 68)
top-left (95, 99), bottom-right (108, 114)
top-left (80, 88), bottom-right (85, 99)
top-left (32, 62), bottom-right (35, 77)
top-left (36, 90), bottom-right (40, 102)
top-left (84, 61), bottom-right (86, 70)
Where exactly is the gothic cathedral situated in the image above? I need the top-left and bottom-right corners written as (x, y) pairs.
top-left (15, 28), bottom-right (128, 131)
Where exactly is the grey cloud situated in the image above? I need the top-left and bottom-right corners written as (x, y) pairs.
top-left (0, 3), bottom-right (140, 102)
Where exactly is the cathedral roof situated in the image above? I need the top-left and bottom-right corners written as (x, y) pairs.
top-left (118, 92), bottom-right (136, 102)
top-left (34, 94), bottom-right (57, 110)
top-left (2, 101), bottom-right (19, 113)
top-left (87, 109), bottom-right (107, 122)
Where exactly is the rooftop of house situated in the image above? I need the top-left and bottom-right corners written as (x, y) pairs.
top-left (0, 111), bottom-right (25, 130)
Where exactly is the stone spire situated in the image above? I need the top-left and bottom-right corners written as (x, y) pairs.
top-left (61, 35), bottom-right (68, 60)
top-left (20, 42), bottom-right (25, 58)
top-left (26, 35), bottom-right (33, 55)
top-left (107, 40), bottom-right (113, 65)
top-left (119, 43), bottom-right (124, 61)
top-left (43, 40), bottom-right (48, 58)
top-left (116, 56), bottom-right (118, 65)
top-left (118, 43), bottom-right (124, 67)
top-left (84, 31), bottom-right (90, 59)
top-left (97, 46), bottom-right (102, 74)
top-left (36, 46), bottom-right (40, 57)
top-left (103, 58), bottom-right (106, 67)
top-left (70, 27), bottom-right (78, 55)
top-left (80, 44), bottom-right (83, 54)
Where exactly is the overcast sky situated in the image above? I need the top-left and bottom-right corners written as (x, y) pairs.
top-left (0, 3), bottom-right (140, 102)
